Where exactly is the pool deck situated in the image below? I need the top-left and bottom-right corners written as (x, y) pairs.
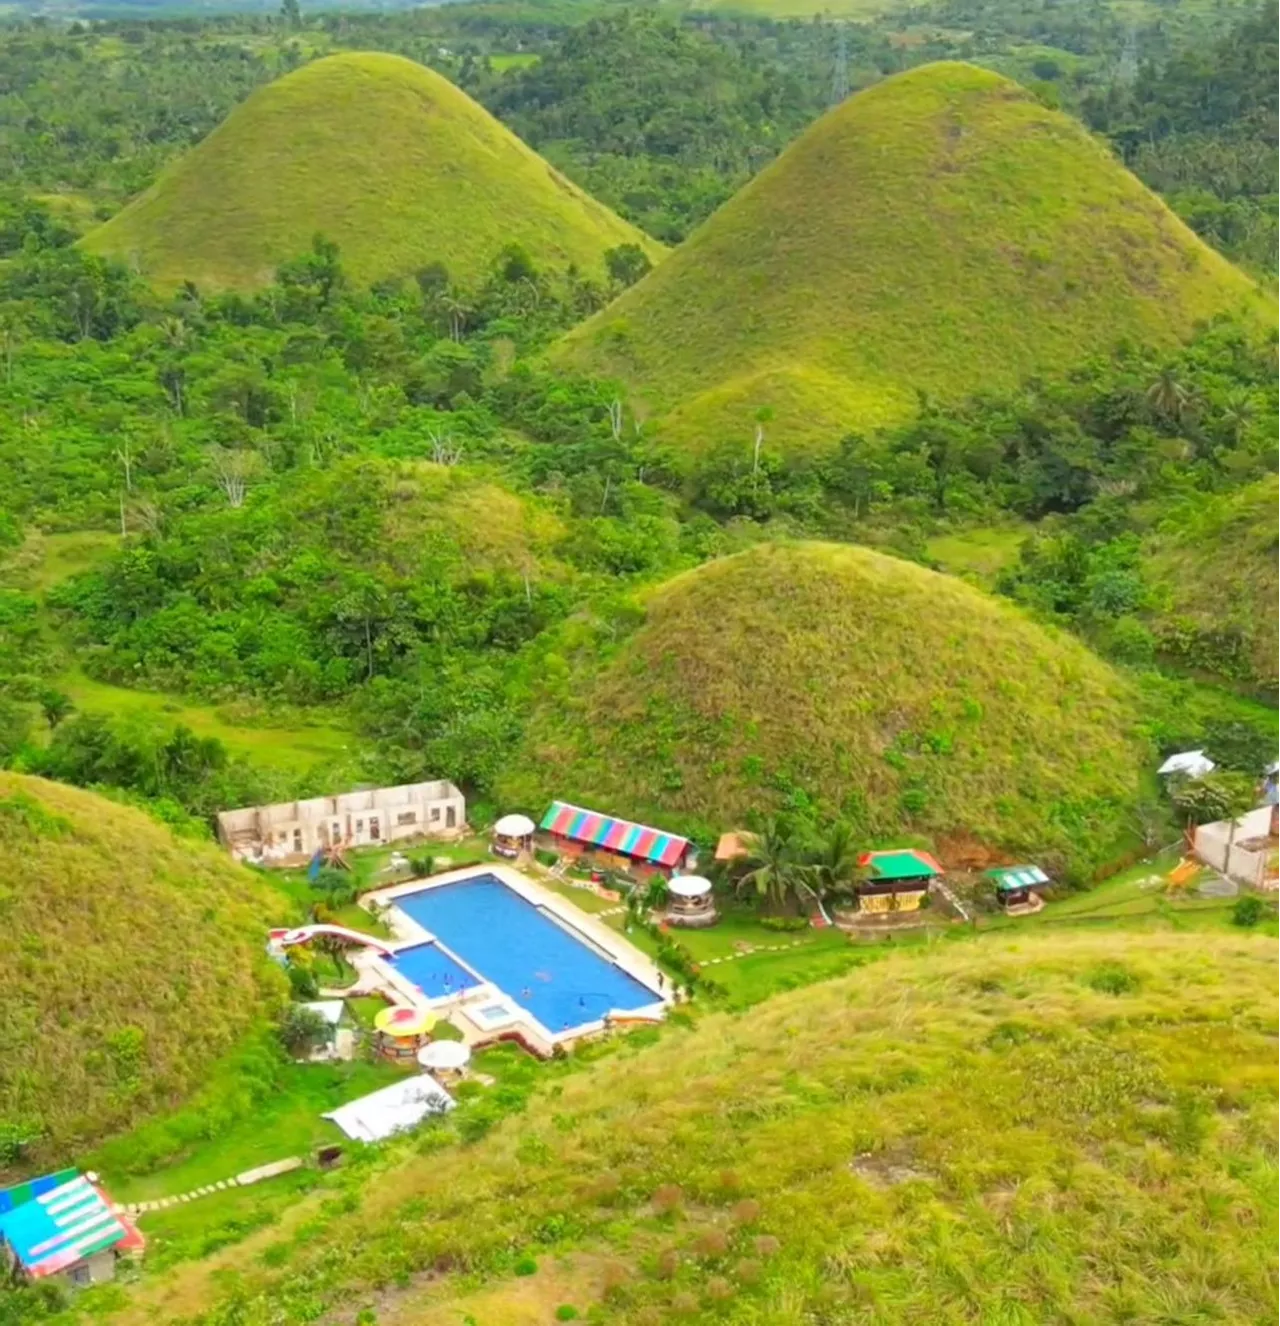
top-left (353, 863), bottom-right (670, 1055)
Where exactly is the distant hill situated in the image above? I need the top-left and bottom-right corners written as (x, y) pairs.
top-left (0, 775), bottom-right (286, 1173)
top-left (1144, 474), bottom-right (1279, 695)
top-left (553, 62), bottom-right (1266, 463)
top-left (501, 541), bottom-right (1151, 875)
top-left (81, 52), bottom-right (663, 292)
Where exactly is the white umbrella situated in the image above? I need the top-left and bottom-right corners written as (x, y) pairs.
top-left (417, 1040), bottom-right (471, 1072)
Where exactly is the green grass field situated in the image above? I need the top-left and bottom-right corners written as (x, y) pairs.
top-left (83, 51), bottom-right (665, 291)
top-left (501, 541), bottom-right (1153, 877)
top-left (554, 61), bottom-right (1268, 462)
top-left (99, 925), bottom-right (1277, 1325)
top-left (925, 523), bottom-right (1030, 587)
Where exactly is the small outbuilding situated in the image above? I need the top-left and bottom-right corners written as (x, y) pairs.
top-left (0, 1171), bottom-right (143, 1288)
top-left (539, 801), bottom-right (693, 878)
top-left (664, 875), bottom-right (718, 928)
top-left (854, 849), bottom-right (941, 914)
top-left (987, 865), bottom-right (1051, 913)
top-left (491, 813), bottom-right (536, 859)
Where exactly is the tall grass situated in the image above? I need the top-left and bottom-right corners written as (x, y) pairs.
top-left (555, 61), bottom-right (1268, 461)
top-left (113, 928), bottom-right (1276, 1324)
top-left (83, 52), bottom-right (664, 292)
top-left (0, 774), bottom-right (288, 1175)
top-left (500, 541), bottom-right (1152, 876)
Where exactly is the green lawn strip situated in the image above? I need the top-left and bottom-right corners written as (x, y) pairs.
top-left (539, 878), bottom-right (620, 914)
top-left (924, 523), bottom-right (1031, 587)
top-left (99, 1060), bottom-right (404, 1204)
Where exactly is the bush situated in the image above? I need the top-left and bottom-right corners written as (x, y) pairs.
top-left (1231, 894), bottom-right (1266, 927)
top-left (554, 1307), bottom-right (579, 1321)
top-left (535, 848), bottom-right (559, 867)
top-left (759, 915), bottom-right (808, 932)
top-left (277, 1004), bottom-right (330, 1057)
top-left (409, 854), bottom-right (434, 876)
top-left (1084, 961), bottom-right (1141, 995)
top-left (514, 1255), bottom-right (538, 1277)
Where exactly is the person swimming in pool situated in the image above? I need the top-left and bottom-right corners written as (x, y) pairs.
top-left (521, 987), bottom-right (532, 1000)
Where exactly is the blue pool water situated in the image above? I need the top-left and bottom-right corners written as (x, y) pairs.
top-left (390, 874), bottom-right (659, 1033)
top-left (388, 942), bottom-right (480, 999)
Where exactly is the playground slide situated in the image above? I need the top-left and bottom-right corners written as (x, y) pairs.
top-left (274, 924), bottom-right (394, 956)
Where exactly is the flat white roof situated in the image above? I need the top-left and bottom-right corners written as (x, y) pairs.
top-left (322, 1075), bottom-right (453, 1143)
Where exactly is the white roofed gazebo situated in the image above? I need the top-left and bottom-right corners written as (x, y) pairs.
top-left (664, 874), bottom-right (717, 928)
top-left (492, 813), bottom-right (536, 859)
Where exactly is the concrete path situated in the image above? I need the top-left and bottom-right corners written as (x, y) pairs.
top-left (112, 1157), bottom-right (304, 1219)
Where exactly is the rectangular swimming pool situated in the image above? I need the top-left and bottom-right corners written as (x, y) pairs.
top-left (389, 874), bottom-right (659, 1034)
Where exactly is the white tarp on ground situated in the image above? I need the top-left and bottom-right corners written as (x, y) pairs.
top-left (1158, 750), bottom-right (1216, 778)
top-left (323, 1075), bottom-right (454, 1143)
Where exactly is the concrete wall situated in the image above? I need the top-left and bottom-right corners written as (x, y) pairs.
top-left (1194, 806), bottom-right (1279, 889)
top-left (217, 781), bottom-right (466, 855)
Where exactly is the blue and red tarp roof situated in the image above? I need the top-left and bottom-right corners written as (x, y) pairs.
top-left (539, 801), bottom-right (689, 867)
top-left (0, 1173), bottom-right (137, 1279)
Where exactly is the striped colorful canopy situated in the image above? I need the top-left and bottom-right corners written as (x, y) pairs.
top-left (539, 801), bottom-right (689, 867)
top-left (0, 1173), bottom-right (128, 1278)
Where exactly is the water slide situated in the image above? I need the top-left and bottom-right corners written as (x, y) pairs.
top-left (271, 925), bottom-right (394, 957)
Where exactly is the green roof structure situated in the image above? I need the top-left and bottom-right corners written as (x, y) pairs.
top-left (986, 865), bottom-right (1050, 893)
top-left (859, 849), bottom-right (943, 882)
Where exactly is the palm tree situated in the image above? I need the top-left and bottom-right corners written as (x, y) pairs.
top-left (735, 819), bottom-right (815, 912)
top-left (805, 821), bottom-right (867, 904)
top-left (1145, 367), bottom-right (1191, 424)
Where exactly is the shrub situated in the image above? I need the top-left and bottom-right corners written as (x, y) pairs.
top-left (1084, 962), bottom-right (1141, 995)
top-left (731, 1198), bottom-right (761, 1226)
top-left (535, 848), bottom-right (558, 867)
top-left (514, 1255), bottom-right (537, 1277)
top-left (1231, 895), bottom-right (1266, 927)
top-left (554, 1308), bottom-right (579, 1322)
top-left (409, 854), bottom-right (434, 876)
top-left (277, 1005), bottom-right (330, 1057)
top-left (651, 1183), bottom-right (684, 1214)
top-left (759, 915), bottom-right (808, 932)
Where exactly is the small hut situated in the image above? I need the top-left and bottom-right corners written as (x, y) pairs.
top-left (854, 849), bottom-right (941, 913)
top-left (986, 865), bottom-right (1051, 913)
top-left (373, 1005), bottom-right (435, 1063)
top-left (491, 813), bottom-right (536, 859)
top-left (664, 875), bottom-right (717, 928)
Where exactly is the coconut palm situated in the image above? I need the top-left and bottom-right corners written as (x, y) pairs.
top-left (734, 819), bottom-right (816, 912)
top-left (805, 821), bottom-right (867, 903)
top-left (1145, 367), bottom-right (1192, 424)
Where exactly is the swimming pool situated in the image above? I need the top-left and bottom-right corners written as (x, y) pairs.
top-left (387, 942), bottom-right (480, 999)
top-left (389, 874), bottom-right (659, 1034)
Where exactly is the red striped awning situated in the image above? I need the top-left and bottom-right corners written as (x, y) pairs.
top-left (538, 802), bottom-right (688, 867)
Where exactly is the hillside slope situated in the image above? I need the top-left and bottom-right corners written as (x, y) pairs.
top-left (0, 775), bottom-right (286, 1173)
top-left (501, 541), bottom-right (1150, 873)
top-left (116, 929), bottom-right (1278, 1324)
top-left (554, 62), bottom-right (1266, 461)
top-left (1144, 474), bottom-right (1279, 695)
top-left (82, 52), bottom-right (663, 292)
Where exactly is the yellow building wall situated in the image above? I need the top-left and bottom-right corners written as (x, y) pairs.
top-left (858, 890), bottom-right (925, 914)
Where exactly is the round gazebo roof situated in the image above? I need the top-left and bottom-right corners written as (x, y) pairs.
top-left (374, 1005), bottom-right (435, 1038)
top-left (417, 1040), bottom-right (471, 1071)
top-left (493, 813), bottom-right (536, 837)
top-left (668, 875), bottom-right (713, 899)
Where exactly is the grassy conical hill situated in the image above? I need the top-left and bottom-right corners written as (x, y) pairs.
top-left (1144, 474), bottom-right (1280, 695)
top-left (82, 52), bottom-right (663, 292)
top-left (502, 541), bottom-right (1151, 873)
top-left (554, 62), bottom-right (1267, 461)
top-left (0, 774), bottom-right (286, 1173)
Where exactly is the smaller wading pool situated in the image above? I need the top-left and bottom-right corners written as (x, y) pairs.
top-left (387, 942), bottom-right (479, 999)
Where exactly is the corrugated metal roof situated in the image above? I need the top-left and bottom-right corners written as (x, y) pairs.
top-left (0, 1174), bottom-right (128, 1278)
top-left (539, 802), bottom-right (689, 867)
top-left (987, 865), bottom-right (1050, 891)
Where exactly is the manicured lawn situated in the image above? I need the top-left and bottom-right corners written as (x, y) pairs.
top-left (540, 877), bottom-right (620, 914)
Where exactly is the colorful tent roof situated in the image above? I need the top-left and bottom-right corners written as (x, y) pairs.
top-left (0, 1173), bottom-right (130, 1278)
top-left (539, 801), bottom-right (689, 867)
top-left (986, 865), bottom-right (1051, 892)
top-left (858, 849), bottom-right (943, 882)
